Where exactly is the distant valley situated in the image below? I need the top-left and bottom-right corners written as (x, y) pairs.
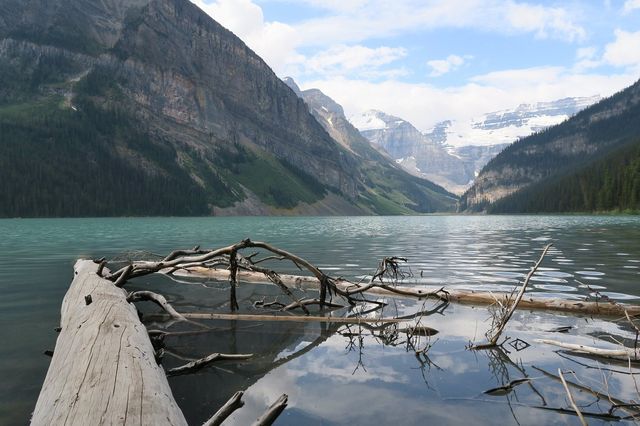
top-left (346, 96), bottom-right (600, 194)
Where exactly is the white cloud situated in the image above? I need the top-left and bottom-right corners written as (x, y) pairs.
top-left (192, 0), bottom-right (587, 77)
top-left (623, 0), bottom-right (640, 13)
top-left (603, 29), bottom-right (640, 68)
top-left (427, 55), bottom-right (467, 77)
top-left (574, 46), bottom-right (601, 72)
top-left (290, 0), bottom-right (586, 46)
top-left (190, 0), bottom-right (303, 75)
top-left (503, 2), bottom-right (586, 41)
top-left (305, 45), bottom-right (407, 77)
top-left (576, 46), bottom-right (597, 60)
top-left (304, 70), bottom-right (636, 135)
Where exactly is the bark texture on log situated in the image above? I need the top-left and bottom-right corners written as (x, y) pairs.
top-left (31, 260), bottom-right (187, 426)
top-left (178, 267), bottom-right (640, 317)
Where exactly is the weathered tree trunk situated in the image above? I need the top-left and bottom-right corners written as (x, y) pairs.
top-left (178, 267), bottom-right (640, 317)
top-left (31, 260), bottom-right (187, 425)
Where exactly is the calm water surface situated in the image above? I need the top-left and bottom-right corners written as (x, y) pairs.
top-left (1, 215), bottom-right (640, 425)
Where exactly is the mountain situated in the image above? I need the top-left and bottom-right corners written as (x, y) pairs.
top-left (284, 78), bottom-right (458, 213)
top-left (436, 96), bottom-right (602, 148)
top-left (0, 0), bottom-right (456, 217)
top-left (351, 110), bottom-right (510, 194)
top-left (349, 96), bottom-right (601, 195)
top-left (461, 79), bottom-right (640, 212)
top-left (351, 110), bottom-right (475, 193)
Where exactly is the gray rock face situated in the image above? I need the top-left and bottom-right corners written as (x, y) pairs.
top-left (282, 77), bottom-right (458, 213)
top-left (1, 0), bottom-right (368, 208)
top-left (352, 110), bottom-right (474, 194)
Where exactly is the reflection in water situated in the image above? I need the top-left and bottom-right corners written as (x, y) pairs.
top-left (2, 216), bottom-right (640, 424)
top-left (139, 274), bottom-right (640, 425)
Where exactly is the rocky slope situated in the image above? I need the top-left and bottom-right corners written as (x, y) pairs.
top-left (0, 0), bottom-right (456, 216)
top-left (461, 79), bottom-right (640, 212)
top-left (351, 110), bottom-right (511, 194)
top-left (284, 78), bottom-right (458, 213)
top-left (349, 95), bottom-right (599, 195)
top-left (352, 110), bottom-right (474, 193)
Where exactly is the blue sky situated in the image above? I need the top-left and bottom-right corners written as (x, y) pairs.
top-left (192, 0), bottom-right (640, 130)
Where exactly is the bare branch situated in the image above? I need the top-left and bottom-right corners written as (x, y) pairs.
top-left (203, 391), bottom-right (244, 426)
top-left (559, 369), bottom-right (588, 426)
top-left (127, 291), bottom-right (186, 322)
top-left (167, 352), bottom-right (253, 376)
top-left (252, 394), bottom-right (288, 426)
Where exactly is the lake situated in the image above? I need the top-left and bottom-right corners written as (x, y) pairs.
top-left (2, 215), bottom-right (640, 425)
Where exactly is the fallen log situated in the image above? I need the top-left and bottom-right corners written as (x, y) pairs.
top-left (31, 260), bottom-right (187, 425)
top-left (535, 339), bottom-right (640, 360)
top-left (147, 312), bottom-right (404, 324)
top-left (175, 267), bottom-right (640, 317)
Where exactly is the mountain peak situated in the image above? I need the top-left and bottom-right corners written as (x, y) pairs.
top-left (282, 76), bottom-right (302, 97)
top-left (349, 109), bottom-right (409, 131)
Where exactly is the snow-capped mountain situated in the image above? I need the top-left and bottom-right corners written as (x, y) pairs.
top-left (441, 95), bottom-right (602, 147)
top-left (353, 110), bottom-right (476, 194)
top-left (349, 96), bottom-right (600, 194)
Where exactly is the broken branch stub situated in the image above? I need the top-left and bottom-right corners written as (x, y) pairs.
top-left (474, 243), bottom-right (553, 349)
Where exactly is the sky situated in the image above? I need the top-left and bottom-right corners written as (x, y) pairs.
top-left (190, 0), bottom-right (640, 131)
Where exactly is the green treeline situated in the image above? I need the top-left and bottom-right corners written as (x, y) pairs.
top-left (490, 140), bottom-right (640, 213)
top-left (0, 96), bottom-right (222, 217)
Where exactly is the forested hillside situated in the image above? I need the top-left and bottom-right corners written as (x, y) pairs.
top-left (489, 139), bottom-right (640, 213)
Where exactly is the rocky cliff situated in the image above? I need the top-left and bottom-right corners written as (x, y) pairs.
top-left (284, 78), bottom-right (458, 213)
top-left (0, 0), bottom-right (456, 216)
top-left (351, 110), bottom-right (476, 194)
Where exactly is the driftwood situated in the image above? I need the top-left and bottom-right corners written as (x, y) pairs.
top-left (473, 244), bottom-right (552, 349)
top-left (127, 290), bottom-right (186, 321)
top-left (203, 391), bottom-right (244, 426)
top-left (31, 260), bottom-right (187, 425)
top-left (179, 265), bottom-right (640, 317)
top-left (148, 312), bottom-right (404, 324)
top-left (100, 238), bottom-right (640, 317)
top-left (253, 394), bottom-right (288, 426)
top-left (558, 369), bottom-right (587, 426)
top-left (535, 339), bottom-right (640, 360)
top-left (167, 352), bottom-right (253, 376)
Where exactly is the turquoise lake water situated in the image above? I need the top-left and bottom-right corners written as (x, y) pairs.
top-left (2, 216), bottom-right (640, 424)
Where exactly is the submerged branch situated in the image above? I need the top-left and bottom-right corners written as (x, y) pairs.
top-left (203, 391), bottom-right (245, 426)
top-left (253, 394), bottom-right (288, 426)
top-left (167, 352), bottom-right (253, 376)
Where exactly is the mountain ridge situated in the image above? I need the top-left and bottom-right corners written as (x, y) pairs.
top-left (461, 78), bottom-right (640, 212)
top-left (0, 0), bottom-right (456, 217)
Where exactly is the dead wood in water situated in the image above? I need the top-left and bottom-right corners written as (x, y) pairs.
top-left (31, 260), bottom-right (188, 426)
top-left (127, 290), bottom-right (186, 321)
top-left (167, 352), bottom-right (253, 376)
top-left (535, 339), bottom-right (640, 361)
top-left (148, 312), bottom-right (404, 324)
top-left (46, 239), bottom-right (640, 425)
top-left (203, 391), bottom-right (245, 426)
top-left (473, 244), bottom-right (553, 349)
top-left (558, 368), bottom-right (588, 426)
top-left (253, 394), bottom-right (288, 426)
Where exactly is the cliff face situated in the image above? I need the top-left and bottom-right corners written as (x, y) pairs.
top-left (1, 0), bottom-right (441, 216)
top-left (353, 110), bottom-right (475, 194)
top-left (461, 79), bottom-right (640, 211)
top-left (283, 79), bottom-right (458, 214)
